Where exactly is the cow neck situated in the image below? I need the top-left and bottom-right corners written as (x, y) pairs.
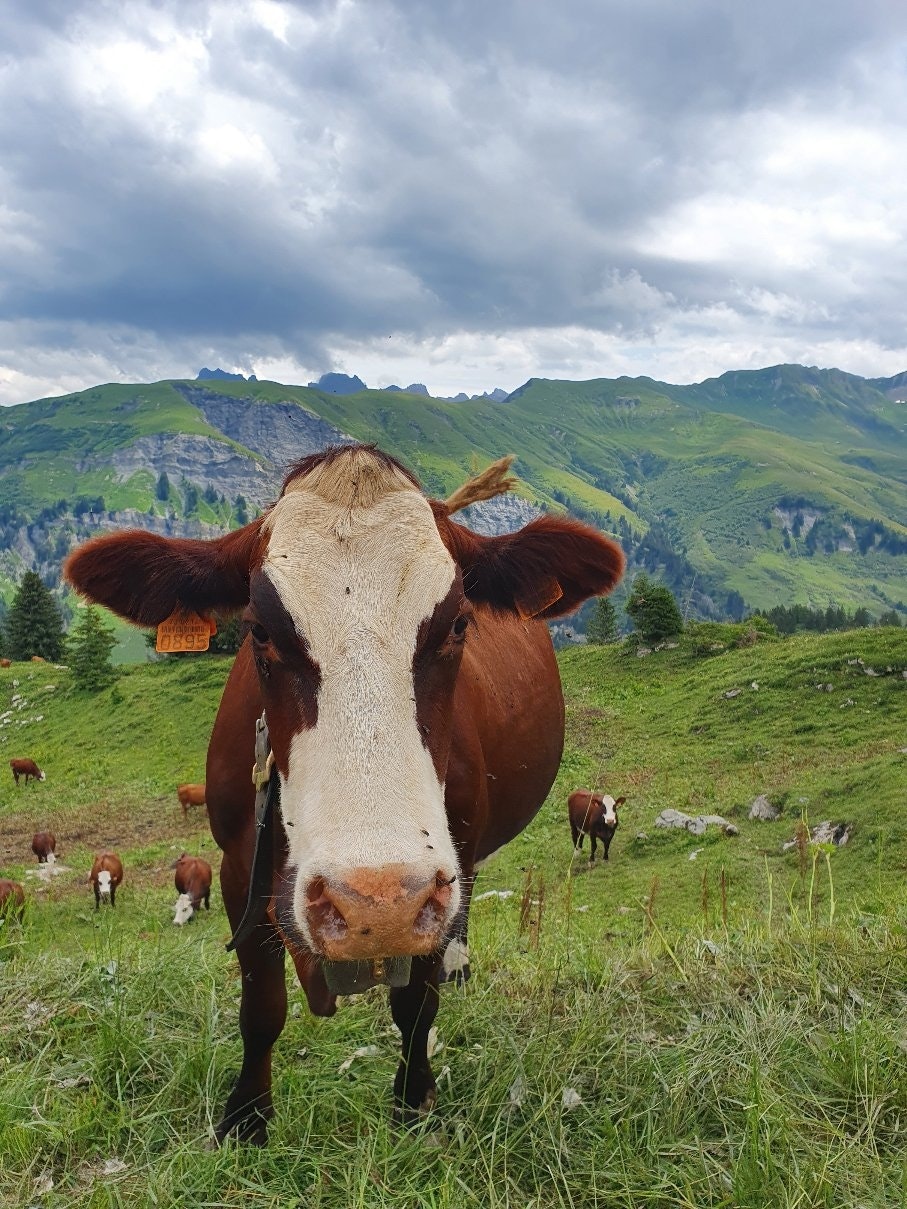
top-left (225, 711), bottom-right (279, 953)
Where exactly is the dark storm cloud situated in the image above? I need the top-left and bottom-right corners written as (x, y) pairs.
top-left (2, 0), bottom-right (907, 401)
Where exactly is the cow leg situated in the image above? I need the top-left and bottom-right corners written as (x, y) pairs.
top-left (589, 834), bottom-right (597, 863)
top-left (216, 856), bottom-right (287, 1145)
top-left (570, 823), bottom-right (581, 849)
top-left (93, 885), bottom-right (100, 910)
top-left (602, 833), bottom-right (612, 861)
top-left (390, 956), bottom-right (442, 1123)
top-left (204, 891), bottom-right (210, 910)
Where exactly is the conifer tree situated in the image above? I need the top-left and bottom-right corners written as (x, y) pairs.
top-left (3, 571), bottom-right (65, 661)
top-left (625, 573), bottom-right (683, 643)
top-left (586, 597), bottom-right (618, 644)
top-left (68, 605), bottom-right (117, 691)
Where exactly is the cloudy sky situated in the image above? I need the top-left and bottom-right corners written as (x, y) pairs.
top-left (2, 0), bottom-right (907, 405)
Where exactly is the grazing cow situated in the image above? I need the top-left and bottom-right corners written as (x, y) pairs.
top-left (65, 444), bottom-right (624, 1143)
top-left (31, 831), bottom-right (57, 864)
top-left (89, 852), bottom-right (123, 909)
top-left (177, 783), bottom-right (207, 818)
top-left (173, 853), bottom-right (213, 924)
top-left (568, 789), bottom-right (626, 863)
top-left (0, 658), bottom-right (11, 668)
top-left (0, 879), bottom-right (25, 919)
top-left (10, 758), bottom-right (46, 786)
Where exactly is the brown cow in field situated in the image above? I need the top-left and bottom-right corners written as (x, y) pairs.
top-left (0, 879), bottom-right (25, 919)
top-left (177, 783), bottom-right (206, 818)
top-left (10, 758), bottom-right (46, 786)
top-left (31, 831), bottom-right (57, 864)
top-left (0, 658), bottom-right (11, 668)
top-left (65, 444), bottom-right (624, 1143)
top-left (89, 852), bottom-right (123, 909)
top-left (173, 854), bottom-right (213, 924)
top-left (568, 789), bottom-right (626, 863)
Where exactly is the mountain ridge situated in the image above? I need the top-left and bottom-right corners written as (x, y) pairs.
top-left (0, 364), bottom-right (904, 629)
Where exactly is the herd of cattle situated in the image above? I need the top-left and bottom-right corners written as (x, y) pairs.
top-left (1, 762), bottom-right (623, 924)
top-left (0, 759), bottom-right (213, 924)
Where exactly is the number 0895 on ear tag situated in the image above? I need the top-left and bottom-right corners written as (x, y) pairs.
top-left (155, 611), bottom-right (217, 653)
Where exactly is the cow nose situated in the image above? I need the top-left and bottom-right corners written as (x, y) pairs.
top-left (304, 866), bottom-right (456, 960)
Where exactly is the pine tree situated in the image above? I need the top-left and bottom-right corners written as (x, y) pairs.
top-left (586, 597), bottom-right (618, 644)
top-left (156, 472), bottom-right (170, 502)
top-left (625, 573), bottom-right (683, 643)
top-left (67, 605), bottom-right (118, 691)
top-left (3, 571), bottom-right (66, 661)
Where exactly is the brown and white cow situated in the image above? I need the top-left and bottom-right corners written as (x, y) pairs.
top-left (31, 831), bottom-right (57, 864)
top-left (568, 789), bottom-right (626, 863)
top-left (173, 853), bottom-right (213, 924)
top-left (65, 444), bottom-right (624, 1143)
top-left (89, 852), bottom-right (123, 908)
top-left (10, 758), bottom-right (46, 786)
top-left (0, 879), bottom-right (25, 919)
top-left (177, 783), bottom-right (207, 818)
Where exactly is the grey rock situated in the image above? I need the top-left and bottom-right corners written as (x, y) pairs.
top-left (654, 809), bottom-right (731, 836)
top-left (749, 794), bottom-right (780, 821)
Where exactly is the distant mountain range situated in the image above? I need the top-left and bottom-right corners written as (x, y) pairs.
top-left (0, 363), bottom-right (904, 633)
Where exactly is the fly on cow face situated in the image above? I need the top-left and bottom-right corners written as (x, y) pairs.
top-left (256, 452), bottom-right (463, 955)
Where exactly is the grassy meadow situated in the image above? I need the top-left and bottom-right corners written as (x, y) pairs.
top-left (0, 626), bottom-right (906, 1207)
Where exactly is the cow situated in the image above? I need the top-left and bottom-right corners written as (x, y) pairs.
top-left (568, 789), bottom-right (626, 863)
top-left (0, 658), bottom-right (11, 668)
top-left (31, 831), bottom-right (57, 864)
top-left (65, 443), bottom-right (624, 1143)
top-left (177, 783), bottom-right (207, 818)
top-left (10, 758), bottom-right (46, 786)
top-left (89, 852), bottom-right (123, 909)
top-left (0, 879), bottom-right (25, 919)
top-left (173, 853), bottom-right (213, 924)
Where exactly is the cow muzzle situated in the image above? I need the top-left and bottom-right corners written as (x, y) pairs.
top-left (303, 865), bottom-right (457, 960)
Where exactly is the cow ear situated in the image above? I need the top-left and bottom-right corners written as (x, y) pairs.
top-left (614, 797), bottom-right (626, 807)
top-left (436, 511), bottom-right (625, 619)
top-left (64, 518), bottom-right (266, 627)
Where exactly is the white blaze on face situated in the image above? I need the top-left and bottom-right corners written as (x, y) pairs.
top-left (45, 852), bottom-right (56, 866)
top-left (263, 464), bottom-right (462, 944)
top-left (601, 796), bottom-right (619, 826)
top-left (39, 772), bottom-right (46, 781)
top-left (173, 893), bottom-right (193, 925)
top-left (97, 870), bottom-right (112, 897)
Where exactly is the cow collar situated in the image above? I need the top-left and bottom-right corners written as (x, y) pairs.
top-left (225, 712), bottom-right (278, 953)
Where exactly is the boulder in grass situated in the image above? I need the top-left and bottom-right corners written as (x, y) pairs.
top-left (749, 794), bottom-right (780, 821)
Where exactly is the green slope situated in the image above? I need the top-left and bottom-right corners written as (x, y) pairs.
top-left (0, 365), bottom-right (905, 619)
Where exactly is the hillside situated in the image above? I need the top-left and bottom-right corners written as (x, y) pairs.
top-left (1, 628), bottom-right (906, 1207)
top-left (0, 364), bottom-right (905, 630)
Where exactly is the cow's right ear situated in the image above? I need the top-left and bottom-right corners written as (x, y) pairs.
top-left (64, 518), bottom-right (266, 627)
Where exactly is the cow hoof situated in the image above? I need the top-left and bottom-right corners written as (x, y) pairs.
top-left (214, 1107), bottom-right (271, 1147)
top-left (393, 1086), bottom-right (437, 1127)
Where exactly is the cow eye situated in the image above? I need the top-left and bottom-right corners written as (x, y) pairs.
top-left (250, 622), bottom-right (269, 645)
top-left (451, 614), bottom-right (470, 639)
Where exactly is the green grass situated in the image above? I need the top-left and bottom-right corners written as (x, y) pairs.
top-left (1, 627), bottom-right (906, 1206)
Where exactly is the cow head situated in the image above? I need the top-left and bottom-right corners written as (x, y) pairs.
top-left (600, 795), bottom-right (626, 827)
top-left (173, 893), bottom-right (194, 925)
top-left (96, 870), bottom-right (112, 899)
top-left (66, 445), bottom-right (623, 962)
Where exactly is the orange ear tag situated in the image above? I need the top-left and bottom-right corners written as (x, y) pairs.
top-left (155, 611), bottom-right (216, 653)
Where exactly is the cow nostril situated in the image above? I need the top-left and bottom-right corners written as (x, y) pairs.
top-left (306, 876), bottom-right (327, 905)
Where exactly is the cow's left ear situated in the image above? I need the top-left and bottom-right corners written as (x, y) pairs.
top-left (614, 797), bottom-right (626, 807)
top-left (436, 511), bottom-right (625, 619)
